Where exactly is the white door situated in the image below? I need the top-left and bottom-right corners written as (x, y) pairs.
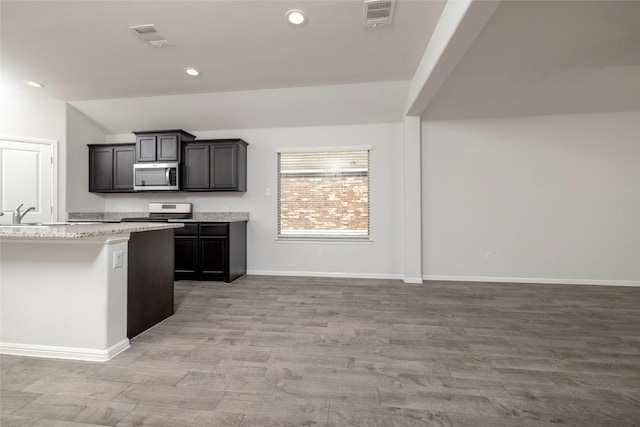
top-left (0, 139), bottom-right (55, 224)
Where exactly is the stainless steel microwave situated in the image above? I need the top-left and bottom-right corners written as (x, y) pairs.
top-left (133, 163), bottom-right (180, 191)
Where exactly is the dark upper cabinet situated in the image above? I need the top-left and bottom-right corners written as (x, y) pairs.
top-left (183, 144), bottom-right (210, 190)
top-left (136, 136), bottom-right (157, 162)
top-left (133, 130), bottom-right (196, 163)
top-left (183, 139), bottom-right (248, 192)
top-left (88, 144), bottom-right (135, 192)
top-left (211, 143), bottom-right (239, 190)
top-left (89, 146), bottom-right (113, 191)
top-left (158, 135), bottom-right (180, 161)
top-left (113, 146), bottom-right (135, 190)
top-left (88, 133), bottom-right (247, 193)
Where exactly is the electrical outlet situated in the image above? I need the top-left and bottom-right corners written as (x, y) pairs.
top-left (113, 251), bottom-right (123, 269)
top-left (317, 249), bottom-right (324, 258)
top-left (265, 188), bottom-right (271, 196)
top-left (485, 251), bottom-right (493, 262)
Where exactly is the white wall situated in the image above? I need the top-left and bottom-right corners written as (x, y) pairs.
top-left (422, 111), bottom-right (640, 284)
top-left (102, 123), bottom-right (405, 278)
top-left (71, 81), bottom-right (410, 134)
top-left (65, 105), bottom-right (108, 213)
top-left (0, 90), bottom-right (67, 220)
top-left (1, 236), bottom-right (129, 361)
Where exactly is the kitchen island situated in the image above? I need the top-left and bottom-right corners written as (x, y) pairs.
top-left (0, 222), bottom-right (182, 362)
top-left (69, 211), bottom-right (250, 283)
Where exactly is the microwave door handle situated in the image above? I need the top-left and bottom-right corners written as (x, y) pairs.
top-left (165, 168), bottom-right (170, 185)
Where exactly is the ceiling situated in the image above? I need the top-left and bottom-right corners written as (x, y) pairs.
top-left (1, 0), bottom-right (638, 129)
top-left (0, 0), bottom-right (445, 101)
top-left (423, 0), bottom-right (640, 119)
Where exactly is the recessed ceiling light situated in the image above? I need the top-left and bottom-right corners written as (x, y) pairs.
top-left (286, 9), bottom-right (307, 25)
top-left (184, 67), bottom-right (200, 77)
top-left (22, 80), bottom-right (44, 88)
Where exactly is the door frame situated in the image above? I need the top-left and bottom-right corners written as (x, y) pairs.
top-left (0, 135), bottom-right (59, 222)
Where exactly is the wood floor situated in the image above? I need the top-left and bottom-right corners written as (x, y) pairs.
top-left (2, 276), bottom-right (640, 426)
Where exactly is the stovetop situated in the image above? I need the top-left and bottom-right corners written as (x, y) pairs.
top-left (121, 202), bottom-right (192, 222)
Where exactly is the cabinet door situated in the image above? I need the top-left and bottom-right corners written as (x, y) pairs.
top-left (157, 135), bottom-right (179, 162)
top-left (136, 136), bottom-right (157, 162)
top-left (200, 237), bottom-right (227, 279)
top-left (175, 236), bottom-right (198, 278)
top-left (89, 147), bottom-right (113, 192)
top-left (183, 144), bottom-right (210, 190)
top-left (113, 146), bottom-right (135, 190)
top-left (210, 143), bottom-right (238, 190)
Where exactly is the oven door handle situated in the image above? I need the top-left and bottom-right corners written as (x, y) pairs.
top-left (165, 168), bottom-right (170, 184)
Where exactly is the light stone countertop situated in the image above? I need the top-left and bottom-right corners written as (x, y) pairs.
top-left (0, 222), bottom-right (183, 239)
top-left (182, 212), bottom-right (249, 222)
top-left (68, 211), bottom-right (250, 222)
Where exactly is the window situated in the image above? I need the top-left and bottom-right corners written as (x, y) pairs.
top-left (278, 149), bottom-right (370, 239)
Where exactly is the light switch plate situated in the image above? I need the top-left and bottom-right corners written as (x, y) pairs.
top-left (113, 251), bottom-right (123, 269)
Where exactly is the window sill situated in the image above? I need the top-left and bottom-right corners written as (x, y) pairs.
top-left (275, 237), bottom-right (373, 244)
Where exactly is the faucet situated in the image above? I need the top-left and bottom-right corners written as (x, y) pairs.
top-left (13, 203), bottom-right (36, 224)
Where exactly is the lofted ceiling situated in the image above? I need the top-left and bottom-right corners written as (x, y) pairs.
top-left (0, 0), bottom-right (445, 101)
top-left (1, 0), bottom-right (638, 131)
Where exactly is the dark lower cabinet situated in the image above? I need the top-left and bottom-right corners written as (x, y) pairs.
top-left (127, 229), bottom-right (175, 338)
top-left (174, 224), bottom-right (199, 276)
top-left (200, 237), bottom-right (226, 277)
top-left (174, 221), bottom-right (247, 283)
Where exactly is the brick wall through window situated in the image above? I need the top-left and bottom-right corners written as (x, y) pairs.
top-left (280, 175), bottom-right (369, 233)
top-left (278, 150), bottom-right (370, 237)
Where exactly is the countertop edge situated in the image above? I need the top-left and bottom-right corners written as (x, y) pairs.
top-left (0, 223), bottom-right (183, 239)
top-left (68, 211), bottom-right (250, 222)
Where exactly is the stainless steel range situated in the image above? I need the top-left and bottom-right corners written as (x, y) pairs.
top-left (121, 202), bottom-right (192, 222)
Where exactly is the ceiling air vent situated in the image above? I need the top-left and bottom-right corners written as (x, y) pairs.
top-left (363, 0), bottom-right (395, 27)
top-left (129, 24), bottom-right (173, 47)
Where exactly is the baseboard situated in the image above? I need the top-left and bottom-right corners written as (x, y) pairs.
top-left (247, 269), bottom-right (403, 281)
top-left (0, 338), bottom-right (130, 362)
top-left (246, 271), bottom-right (639, 287)
top-left (422, 275), bottom-right (640, 287)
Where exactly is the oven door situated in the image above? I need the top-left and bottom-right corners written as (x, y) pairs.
top-left (133, 163), bottom-right (180, 191)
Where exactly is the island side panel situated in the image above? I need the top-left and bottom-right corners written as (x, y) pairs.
top-left (228, 221), bottom-right (247, 283)
top-left (127, 228), bottom-right (175, 338)
top-left (0, 235), bottom-right (129, 361)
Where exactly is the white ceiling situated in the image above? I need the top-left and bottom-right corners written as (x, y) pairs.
top-left (2, 0), bottom-right (638, 130)
top-left (424, 0), bottom-right (640, 119)
top-left (0, 0), bottom-right (445, 101)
